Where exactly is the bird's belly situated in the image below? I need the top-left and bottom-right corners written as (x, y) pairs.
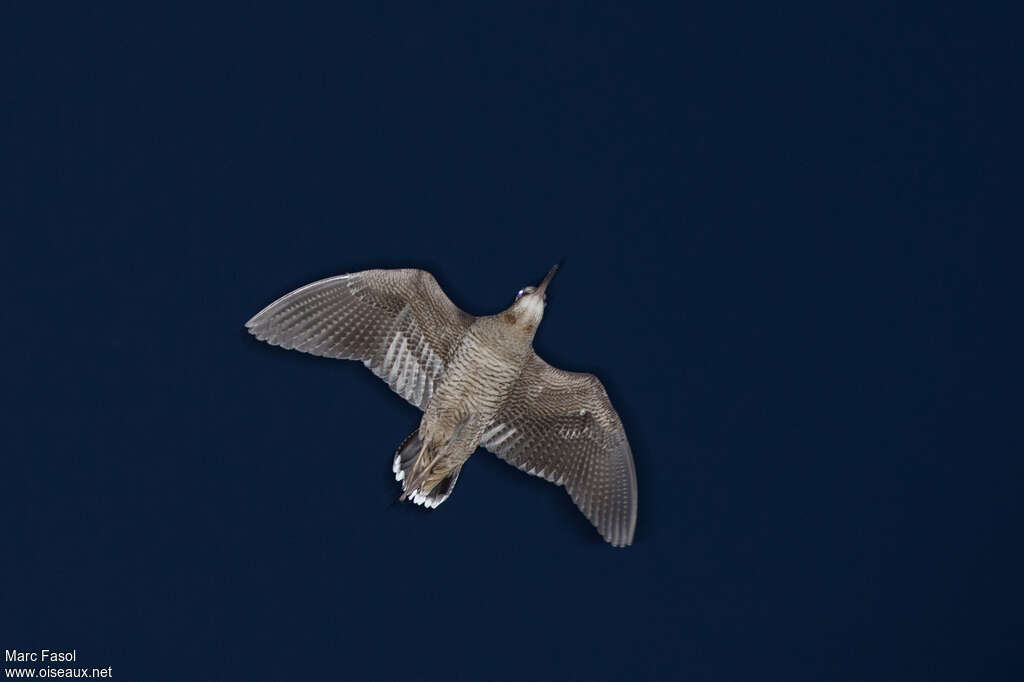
top-left (421, 342), bottom-right (522, 447)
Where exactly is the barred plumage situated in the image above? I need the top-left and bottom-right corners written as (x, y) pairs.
top-left (246, 265), bottom-right (638, 547)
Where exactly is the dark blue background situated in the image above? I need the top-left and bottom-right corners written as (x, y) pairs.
top-left (4, 3), bottom-right (1019, 681)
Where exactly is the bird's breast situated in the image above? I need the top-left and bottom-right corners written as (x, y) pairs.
top-left (426, 328), bottom-right (527, 426)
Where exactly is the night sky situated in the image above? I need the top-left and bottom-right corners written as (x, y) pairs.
top-left (4, 4), bottom-right (1019, 681)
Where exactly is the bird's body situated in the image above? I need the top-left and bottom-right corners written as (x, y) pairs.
top-left (246, 265), bottom-right (638, 546)
top-left (409, 315), bottom-right (532, 497)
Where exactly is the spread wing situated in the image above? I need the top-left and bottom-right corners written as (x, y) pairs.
top-left (246, 269), bottom-right (474, 410)
top-left (481, 353), bottom-right (638, 547)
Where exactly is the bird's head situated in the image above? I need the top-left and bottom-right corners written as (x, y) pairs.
top-left (504, 264), bottom-right (558, 331)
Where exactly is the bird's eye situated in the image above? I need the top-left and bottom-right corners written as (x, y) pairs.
top-left (515, 286), bottom-right (536, 300)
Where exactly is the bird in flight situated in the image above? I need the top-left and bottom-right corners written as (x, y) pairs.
top-left (246, 265), bottom-right (637, 546)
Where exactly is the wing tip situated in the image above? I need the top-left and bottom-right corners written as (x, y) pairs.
top-left (244, 272), bottom-right (358, 332)
top-left (243, 319), bottom-right (272, 343)
top-left (600, 517), bottom-right (636, 548)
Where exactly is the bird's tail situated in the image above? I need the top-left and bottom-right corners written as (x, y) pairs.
top-left (392, 429), bottom-right (461, 509)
